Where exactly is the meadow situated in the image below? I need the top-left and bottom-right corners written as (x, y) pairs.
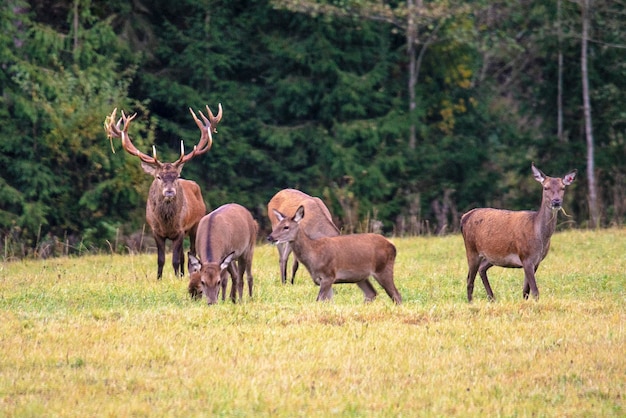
top-left (0, 229), bottom-right (624, 417)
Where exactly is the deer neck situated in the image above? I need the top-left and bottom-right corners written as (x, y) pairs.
top-left (290, 228), bottom-right (320, 267)
top-left (534, 200), bottom-right (559, 241)
top-left (150, 183), bottom-right (184, 223)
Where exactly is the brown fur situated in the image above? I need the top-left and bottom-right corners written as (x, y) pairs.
top-left (104, 106), bottom-right (221, 279)
top-left (142, 164), bottom-right (206, 279)
top-left (268, 206), bottom-right (401, 304)
top-left (461, 163), bottom-right (577, 301)
top-left (188, 203), bottom-right (257, 305)
top-left (267, 189), bottom-right (339, 284)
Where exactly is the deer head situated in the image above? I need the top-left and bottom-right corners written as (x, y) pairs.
top-left (104, 104), bottom-right (222, 200)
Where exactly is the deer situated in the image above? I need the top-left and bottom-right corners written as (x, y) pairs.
top-left (186, 203), bottom-right (257, 305)
top-left (104, 104), bottom-right (222, 279)
top-left (267, 205), bottom-right (402, 304)
top-left (267, 189), bottom-right (340, 284)
top-left (461, 163), bottom-right (577, 302)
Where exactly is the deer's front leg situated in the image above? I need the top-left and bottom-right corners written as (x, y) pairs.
top-left (316, 276), bottom-right (335, 301)
top-left (522, 262), bottom-right (539, 300)
top-left (154, 234), bottom-right (167, 280)
top-left (171, 234), bottom-right (185, 277)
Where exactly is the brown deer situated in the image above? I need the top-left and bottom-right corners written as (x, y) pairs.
top-left (461, 163), bottom-right (577, 302)
top-left (187, 203), bottom-right (257, 305)
top-left (104, 104), bottom-right (222, 279)
top-left (268, 205), bottom-right (402, 304)
top-left (267, 189), bottom-right (339, 284)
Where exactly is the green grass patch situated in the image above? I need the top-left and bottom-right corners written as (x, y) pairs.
top-left (1, 229), bottom-right (624, 416)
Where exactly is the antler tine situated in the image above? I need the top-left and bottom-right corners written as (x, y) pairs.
top-left (105, 108), bottom-right (158, 165)
top-left (206, 103), bottom-right (223, 134)
top-left (179, 106), bottom-right (217, 166)
top-left (104, 108), bottom-right (121, 138)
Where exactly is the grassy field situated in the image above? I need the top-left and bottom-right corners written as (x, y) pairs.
top-left (0, 228), bottom-right (624, 417)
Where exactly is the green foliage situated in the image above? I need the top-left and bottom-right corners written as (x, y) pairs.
top-left (0, 0), bottom-right (141, 252)
top-left (1, 0), bottom-right (625, 255)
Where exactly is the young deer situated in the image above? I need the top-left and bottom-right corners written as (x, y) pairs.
top-left (461, 163), bottom-right (577, 301)
top-left (267, 189), bottom-right (339, 284)
top-left (104, 105), bottom-right (222, 279)
top-left (268, 205), bottom-right (402, 304)
top-left (187, 203), bottom-right (257, 305)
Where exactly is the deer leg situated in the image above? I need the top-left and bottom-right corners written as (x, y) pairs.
top-left (478, 260), bottom-right (495, 301)
top-left (226, 265), bottom-right (238, 303)
top-left (291, 256), bottom-right (299, 285)
top-left (244, 252), bottom-right (254, 298)
top-left (356, 279), bottom-right (378, 303)
top-left (316, 277), bottom-right (334, 302)
top-left (522, 262), bottom-right (539, 300)
top-left (374, 267), bottom-right (402, 305)
top-left (466, 255), bottom-right (480, 302)
top-left (188, 224), bottom-right (198, 256)
top-left (236, 258), bottom-right (245, 301)
top-left (277, 242), bottom-right (290, 284)
top-left (154, 235), bottom-right (167, 280)
top-left (171, 234), bottom-right (185, 277)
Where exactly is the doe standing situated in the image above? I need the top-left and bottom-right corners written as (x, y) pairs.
top-left (461, 163), bottom-right (577, 301)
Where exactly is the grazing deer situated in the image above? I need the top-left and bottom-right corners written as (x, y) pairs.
top-left (104, 104), bottom-right (222, 279)
top-left (187, 203), bottom-right (257, 305)
top-left (267, 189), bottom-right (340, 284)
top-left (268, 205), bottom-right (402, 304)
top-left (461, 163), bottom-right (577, 302)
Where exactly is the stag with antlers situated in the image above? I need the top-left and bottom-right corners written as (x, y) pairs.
top-left (104, 105), bottom-right (222, 279)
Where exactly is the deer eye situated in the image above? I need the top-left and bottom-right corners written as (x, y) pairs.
top-left (156, 175), bottom-right (162, 180)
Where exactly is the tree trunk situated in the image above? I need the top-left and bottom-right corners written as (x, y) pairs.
top-left (557, 0), bottom-right (564, 142)
top-left (407, 0), bottom-right (417, 149)
top-left (581, 0), bottom-right (599, 227)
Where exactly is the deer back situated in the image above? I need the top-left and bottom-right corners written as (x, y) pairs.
top-left (190, 203), bottom-right (257, 301)
top-left (297, 233), bottom-right (395, 277)
top-left (268, 189), bottom-right (339, 238)
top-left (196, 203), bottom-right (257, 264)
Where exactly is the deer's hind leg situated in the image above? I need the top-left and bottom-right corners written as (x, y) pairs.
top-left (478, 259), bottom-right (495, 301)
top-left (373, 265), bottom-right (402, 305)
top-left (465, 253), bottom-right (481, 302)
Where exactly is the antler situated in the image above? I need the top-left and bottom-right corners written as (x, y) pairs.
top-left (180, 103), bottom-right (223, 166)
top-left (104, 108), bottom-right (159, 165)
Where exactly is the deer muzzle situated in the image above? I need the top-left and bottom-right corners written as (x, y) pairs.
top-left (162, 188), bottom-right (176, 199)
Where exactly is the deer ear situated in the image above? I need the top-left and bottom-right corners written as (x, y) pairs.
top-left (563, 169), bottom-right (577, 186)
top-left (141, 161), bottom-right (157, 176)
top-left (187, 253), bottom-right (201, 273)
top-left (273, 209), bottom-right (286, 222)
top-left (531, 163), bottom-right (546, 184)
top-left (294, 205), bottom-right (305, 222)
top-left (220, 252), bottom-right (235, 270)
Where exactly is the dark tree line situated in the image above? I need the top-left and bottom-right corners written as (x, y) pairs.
top-left (1, 0), bottom-right (625, 258)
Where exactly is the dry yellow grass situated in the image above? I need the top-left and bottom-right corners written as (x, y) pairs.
top-left (0, 228), bottom-right (624, 416)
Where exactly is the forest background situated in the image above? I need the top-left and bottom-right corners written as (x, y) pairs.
top-left (1, 0), bottom-right (625, 258)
